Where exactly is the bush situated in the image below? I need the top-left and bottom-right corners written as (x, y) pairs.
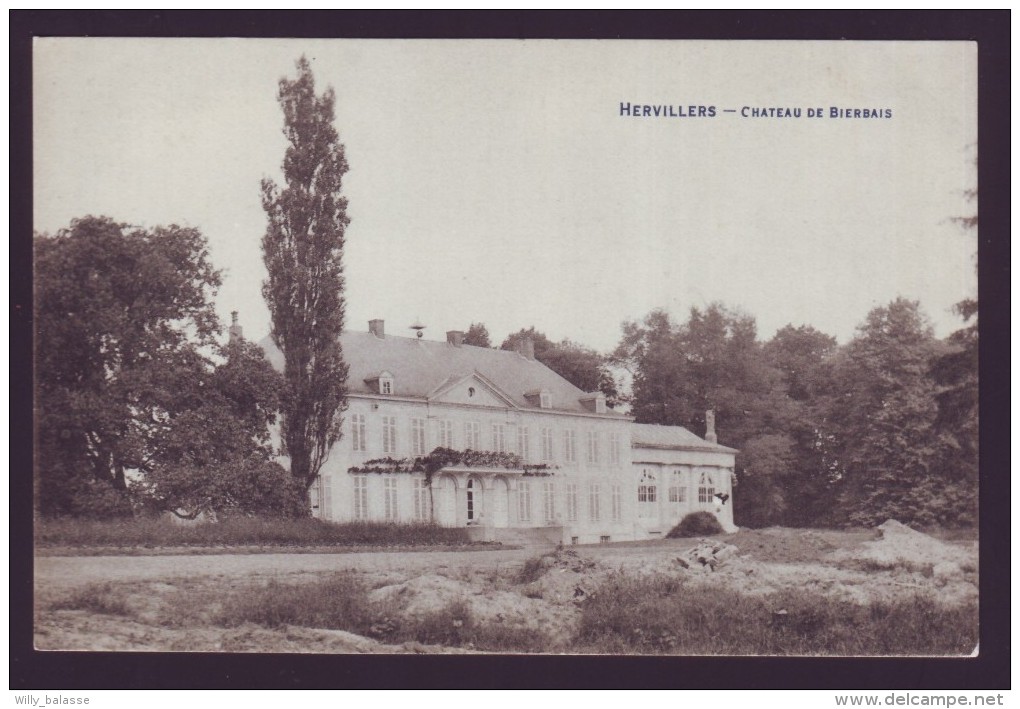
top-left (35, 516), bottom-right (472, 549)
top-left (216, 574), bottom-right (375, 631)
top-left (667, 511), bottom-right (724, 538)
top-left (66, 479), bottom-right (135, 520)
top-left (515, 555), bottom-right (549, 584)
top-left (577, 572), bottom-right (977, 655)
top-left (49, 582), bottom-right (131, 616)
top-left (135, 455), bottom-right (308, 520)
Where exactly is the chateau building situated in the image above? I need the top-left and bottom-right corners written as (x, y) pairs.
top-left (261, 320), bottom-right (736, 543)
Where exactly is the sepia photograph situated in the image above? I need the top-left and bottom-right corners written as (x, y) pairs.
top-left (28, 34), bottom-right (985, 666)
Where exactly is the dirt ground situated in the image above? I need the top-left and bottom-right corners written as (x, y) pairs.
top-left (34, 523), bottom-right (978, 654)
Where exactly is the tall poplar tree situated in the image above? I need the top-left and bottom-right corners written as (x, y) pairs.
top-left (261, 57), bottom-right (350, 503)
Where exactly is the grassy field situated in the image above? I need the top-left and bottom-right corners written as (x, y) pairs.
top-left (35, 516), bottom-right (472, 550)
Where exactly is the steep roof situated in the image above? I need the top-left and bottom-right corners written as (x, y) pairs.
top-left (259, 330), bottom-right (627, 417)
top-left (630, 422), bottom-right (737, 453)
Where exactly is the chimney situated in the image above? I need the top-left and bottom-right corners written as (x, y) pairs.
top-left (447, 330), bottom-right (464, 347)
top-left (520, 337), bottom-right (535, 360)
top-left (705, 409), bottom-right (718, 444)
top-left (228, 310), bottom-right (243, 344)
top-left (369, 319), bottom-right (385, 338)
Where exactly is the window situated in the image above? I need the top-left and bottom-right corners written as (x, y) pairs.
top-left (382, 416), bottom-right (397, 454)
top-left (669, 470), bottom-right (688, 514)
top-left (638, 469), bottom-right (658, 518)
top-left (564, 429), bottom-right (577, 464)
top-left (437, 419), bottom-right (453, 449)
top-left (517, 481), bottom-right (532, 522)
top-left (381, 379), bottom-right (392, 395)
top-left (492, 423), bottom-right (507, 453)
top-left (411, 418), bottom-right (427, 456)
top-left (611, 484), bottom-right (622, 521)
top-left (413, 479), bottom-right (430, 521)
top-left (586, 431), bottom-right (600, 465)
top-left (541, 427), bottom-right (554, 462)
top-left (698, 471), bottom-right (716, 504)
top-left (542, 481), bottom-right (555, 523)
top-left (351, 414), bottom-right (367, 452)
top-left (466, 478), bottom-right (477, 521)
top-left (609, 431), bottom-right (621, 466)
top-left (518, 426), bottom-right (530, 461)
top-left (565, 483), bottom-right (578, 522)
top-left (588, 483), bottom-right (601, 522)
top-left (315, 476), bottom-right (334, 520)
top-left (600, 535), bottom-right (611, 544)
top-left (353, 475), bottom-right (368, 520)
top-left (540, 390), bottom-right (551, 409)
top-left (384, 477), bottom-right (399, 520)
top-left (464, 421), bottom-right (480, 450)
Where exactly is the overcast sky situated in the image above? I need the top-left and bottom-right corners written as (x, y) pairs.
top-left (34, 39), bottom-right (977, 352)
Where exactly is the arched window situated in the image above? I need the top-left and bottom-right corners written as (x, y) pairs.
top-left (638, 469), bottom-right (658, 518)
top-left (698, 471), bottom-right (716, 504)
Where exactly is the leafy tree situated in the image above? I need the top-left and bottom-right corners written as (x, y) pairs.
top-left (824, 299), bottom-right (968, 527)
top-left (261, 56), bottom-right (350, 504)
top-left (463, 322), bottom-right (492, 348)
top-left (501, 327), bottom-right (555, 360)
top-left (35, 216), bottom-right (222, 515)
top-left (761, 325), bottom-right (840, 526)
top-left (614, 304), bottom-right (803, 527)
top-left (502, 327), bottom-right (619, 406)
top-left (131, 337), bottom-right (299, 518)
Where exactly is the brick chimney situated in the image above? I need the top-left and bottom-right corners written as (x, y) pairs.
top-left (228, 311), bottom-right (243, 344)
top-left (517, 337), bottom-right (535, 360)
top-left (447, 330), bottom-right (464, 347)
top-left (369, 319), bottom-right (385, 338)
top-left (705, 409), bottom-right (718, 444)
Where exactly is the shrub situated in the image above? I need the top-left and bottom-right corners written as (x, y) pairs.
top-left (577, 572), bottom-right (977, 655)
top-left (515, 555), bottom-right (549, 584)
top-left (216, 574), bottom-right (376, 632)
top-left (667, 511), bottom-right (724, 538)
top-left (50, 582), bottom-right (131, 616)
top-left (66, 479), bottom-right (135, 520)
top-left (135, 455), bottom-right (308, 520)
top-left (35, 516), bottom-right (472, 549)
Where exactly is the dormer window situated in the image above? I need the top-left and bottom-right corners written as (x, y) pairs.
top-left (580, 392), bottom-right (607, 414)
top-left (365, 370), bottom-right (395, 396)
top-left (524, 388), bottom-right (553, 409)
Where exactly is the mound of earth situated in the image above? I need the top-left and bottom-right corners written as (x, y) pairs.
top-left (368, 572), bottom-right (578, 643)
top-left (832, 520), bottom-right (975, 576)
top-left (517, 548), bottom-right (613, 605)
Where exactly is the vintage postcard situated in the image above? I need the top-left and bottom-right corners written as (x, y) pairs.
top-left (31, 38), bottom-right (979, 661)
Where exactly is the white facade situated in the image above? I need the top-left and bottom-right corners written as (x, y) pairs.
top-left (263, 321), bottom-right (736, 543)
